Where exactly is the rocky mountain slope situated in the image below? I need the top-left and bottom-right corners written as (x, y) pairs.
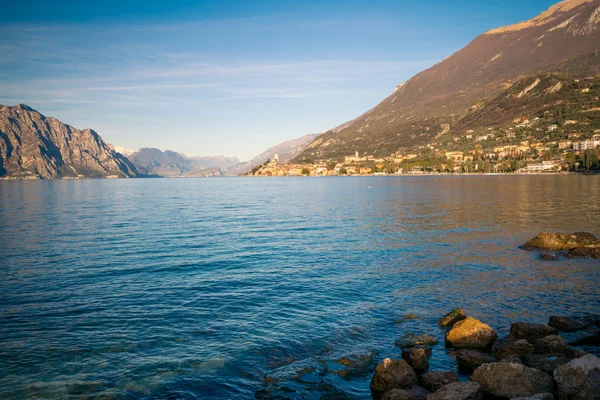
top-left (231, 133), bottom-right (318, 175)
top-left (294, 0), bottom-right (600, 162)
top-left (0, 104), bottom-right (138, 179)
top-left (127, 148), bottom-right (223, 177)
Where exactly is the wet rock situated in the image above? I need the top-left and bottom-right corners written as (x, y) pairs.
top-left (499, 356), bottom-right (524, 364)
top-left (492, 336), bottom-right (535, 360)
top-left (455, 349), bottom-right (497, 370)
top-left (427, 381), bottom-right (483, 400)
top-left (397, 314), bottom-right (420, 324)
top-left (395, 334), bottom-right (439, 349)
top-left (471, 362), bottom-right (554, 398)
top-left (510, 394), bottom-right (554, 400)
top-left (381, 386), bottom-right (430, 400)
top-left (548, 315), bottom-right (593, 332)
top-left (402, 347), bottom-right (432, 372)
top-left (419, 371), bottom-right (458, 392)
top-left (540, 252), bottom-right (560, 260)
top-left (330, 352), bottom-right (376, 379)
top-left (568, 246), bottom-right (600, 259)
top-left (510, 322), bottom-right (558, 342)
top-left (438, 308), bottom-right (467, 328)
top-left (554, 354), bottom-right (600, 400)
top-left (522, 232), bottom-right (597, 251)
top-left (566, 327), bottom-right (600, 346)
top-left (534, 335), bottom-right (584, 358)
top-left (523, 353), bottom-right (572, 375)
top-left (370, 358), bottom-right (418, 397)
top-left (445, 317), bottom-right (498, 349)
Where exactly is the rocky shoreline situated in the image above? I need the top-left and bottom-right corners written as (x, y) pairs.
top-left (370, 309), bottom-right (600, 400)
top-left (521, 232), bottom-right (600, 260)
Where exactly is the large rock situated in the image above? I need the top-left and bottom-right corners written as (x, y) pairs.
top-left (396, 334), bottom-right (439, 349)
top-left (427, 382), bottom-right (483, 400)
top-left (534, 335), bottom-right (585, 358)
top-left (445, 317), bottom-right (498, 349)
top-left (492, 336), bottom-right (535, 360)
top-left (510, 394), bottom-right (554, 400)
top-left (402, 347), bottom-right (432, 372)
top-left (438, 308), bottom-right (467, 327)
top-left (381, 386), bottom-right (430, 400)
top-left (549, 316), bottom-right (593, 332)
top-left (568, 246), bottom-right (600, 259)
top-left (510, 322), bottom-right (558, 342)
top-left (455, 349), bottom-right (497, 370)
top-left (553, 354), bottom-right (600, 400)
top-left (471, 362), bottom-right (554, 398)
top-left (419, 371), bottom-right (458, 392)
top-left (523, 353), bottom-right (572, 375)
top-left (566, 328), bottom-right (600, 346)
top-left (370, 358), bottom-right (418, 397)
top-left (522, 232), bottom-right (597, 251)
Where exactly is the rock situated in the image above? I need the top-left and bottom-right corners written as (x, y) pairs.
top-left (370, 358), bottom-right (418, 397)
top-left (540, 252), bottom-right (560, 260)
top-left (534, 335), bottom-right (584, 358)
top-left (395, 334), bottom-right (439, 348)
top-left (568, 246), bottom-right (600, 259)
top-left (381, 386), bottom-right (430, 400)
top-left (522, 232), bottom-right (597, 251)
top-left (471, 362), bottom-right (554, 398)
top-left (445, 317), bottom-right (498, 349)
top-left (492, 336), bottom-right (535, 360)
top-left (397, 314), bottom-right (420, 323)
top-left (438, 308), bottom-right (467, 327)
top-left (427, 382), bottom-right (483, 400)
top-left (523, 354), bottom-right (572, 375)
top-left (554, 354), bottom-right (600, 400)
top-left (549, 315), bottom-right (593, 332)
top-left (566, 327), bottom-right (600, 346)
top-left (510, 394), bottom-right (554, 400)
top-left (499, 356), bottom-right (524, 364)
top-left (455, 349), bottom-right (496, 370)
top-left (402, 347), bottom-right (432, 372)
top-left (510, 322), bottom-right (558, 342)
top-left (420, 371), bottom-right (459, 392)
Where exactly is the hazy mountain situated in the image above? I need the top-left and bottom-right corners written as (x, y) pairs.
top-left (187, 155), bottom-right (240, 171)
top-left (0, 104), bottom-right (138, 179)
top-left (127, 148), bottom-right (223, 177)
top-left (294, 0), bottom-right (600, 162)
top-left (231, 133), bottom-right (319, 175)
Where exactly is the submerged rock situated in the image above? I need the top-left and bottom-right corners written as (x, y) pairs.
top-left (492, 336), bottom-right (535, 360)
top-left (395, 334), bottom-right (439, 349)
top-left (471, 362), bottom-right (554, 398)
top-left (445, 317), bottom-right (498, 349)
top-left (566, 327), bottom-right (600, 346)
top-left (381, 386), bottom-right (430, 400)
top-left (402, 347), bottom-right (431, 372)
top-left (540, 252), bottom-right (560, 260)
top-left (554, 354), bottom-right (600, 400)
top-left (419, 371), bottom-right (458, 392)
top-left (549, 315), bottom-right (594, 332)
top-left (438, 308), bottom-right (467, 328)
top-left (427, 381), bottom-right (483, 400)
top-left (370, 358), bottom-right (418, 398)
top-left (455, 349), bottom-right (497, 370)
top-left (510, 322), bottom-right (558, 342)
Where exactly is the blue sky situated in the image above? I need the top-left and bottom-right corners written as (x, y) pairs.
top-left (0, 0), bottom-right (558, 160)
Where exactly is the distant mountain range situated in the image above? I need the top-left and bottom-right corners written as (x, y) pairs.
top-left (294, 0), bottom-right (600, 162)
top-left (127, 148), bottom-right (225, 177)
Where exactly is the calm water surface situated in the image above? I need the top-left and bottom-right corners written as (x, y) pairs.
top-left (0, 176), bottom-right (599, 399)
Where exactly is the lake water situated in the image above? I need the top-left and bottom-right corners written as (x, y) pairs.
top-left (1, 176), bottom-right (599, 399)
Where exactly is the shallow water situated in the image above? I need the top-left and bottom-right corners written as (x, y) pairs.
top-left (0, 176), bottom-right (599, 399)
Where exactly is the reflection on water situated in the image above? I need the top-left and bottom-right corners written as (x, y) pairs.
top-left (0, 176), bottom-right (599, 399)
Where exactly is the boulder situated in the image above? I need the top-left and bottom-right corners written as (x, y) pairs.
top-left (438, 308), bottom-right (467, 327)
top-left (540, 252), bottom-right (560, 260)
top-left (427, 382), bottom-right (483, 400)
top-left (534, 335), bottom-right (584, 358)
top-left (522, 232), bottom-right (597, 251)
top-left (554, 354), bottom-right (600, 400)
top-left (402, 347), bottom-right (432, 372)
top-left (549, 316), bottom-right (593, 332)
top-left (492, 337), bottom-right (535, 360)
top-left (566, 327), bottom-right (600, 346)
top-left (419, 371), bottom-right (458, 393)
top-left (510, 322), bottom-right (558, 342)
top-left (455, 349), bottom-right (496, 370)
top-left (567, 246), bottom-right (600, 259)
top-left (395, 334), bottom-right (439, 349)
top-left (445, 317), bottom-right (498, 349)
top-left (510, 394), bottom-right (554, 400)
top-left (370, 358), bottom-right (418, 397)
top-left (471, 362), bottom-right (554, 398)
top-left (523, 354), bottom-right (572, 375)
top-left (381, 386), bottom-right (430, 400)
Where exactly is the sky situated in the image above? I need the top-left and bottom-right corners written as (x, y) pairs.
top-left (0, 0), bottom-right (559, 160)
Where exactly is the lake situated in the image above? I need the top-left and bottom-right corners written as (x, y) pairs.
top-left (0, 176), bottom-right (599, 399)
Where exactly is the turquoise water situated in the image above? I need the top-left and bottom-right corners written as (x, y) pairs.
top-left (1, 176), bottom-right (599, 399)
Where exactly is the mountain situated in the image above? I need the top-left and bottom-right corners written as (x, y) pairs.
top-left (0, 104), bottom-right (137, 179)
top-left (294, 0), bottom-right (600, 162)
top-left (187, 155), bottom-right (240, 171)
top-left (127, 148), bottom-right (223, 177)
top-left (231, 133), bottom-right (318, 175)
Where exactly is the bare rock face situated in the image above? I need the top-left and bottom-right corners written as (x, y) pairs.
top-left (492, 337), bottom-right (535, 360)
top-left (0, 104), bottom-right (137, 178)
top-left (370, 358), bottom-right (418, 398)
top-left (455, 349), bottom-right (497, 370)
top-left (438, 308), bottom-right (467, 327)
top-left (554, 354), bottom-right (600, 400)
top-left (427, 382), bottom-right (483, 400)
top-left (380, 386), bottom-right (430, 400)
top-left (445, 317), bottom-right (498, 349)
top-left (510, 322), bottom-right (558, 342)
top-left (471, 362), bottom-right (554, 398)
top-left (402, 347), bottom-right (432, 372)
top-left (419, 371), bottom-right (458, 392)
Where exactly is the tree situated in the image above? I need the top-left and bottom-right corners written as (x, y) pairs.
top-left (339, 167), bottom-right (347, 175)
top-left (301, 168), bottom-right (310, 176)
